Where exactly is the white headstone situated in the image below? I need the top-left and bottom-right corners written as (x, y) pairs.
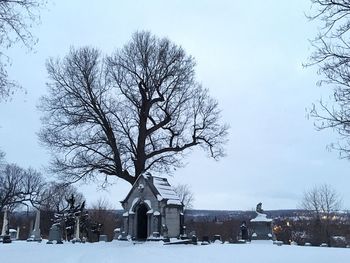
top-left (16, 226), bottom-right (20, 240)
top-left (27, 209), bottom-right (42, 242)
top-left (75, 216), bottom-right (80, 241)
top-left (1, 207), bottom-right (8, 236)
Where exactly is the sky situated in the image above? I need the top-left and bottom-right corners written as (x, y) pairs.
top-left (0, 0), bottom-right (349, 211)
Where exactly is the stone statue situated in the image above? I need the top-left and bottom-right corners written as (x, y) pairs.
top-left (256, 202), bottom-right (263, 213)
top-left (240, 221), bottom-right (248, 240)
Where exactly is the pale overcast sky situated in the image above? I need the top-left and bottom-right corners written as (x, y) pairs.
top-left (0, 0), bottom-right (348, 210)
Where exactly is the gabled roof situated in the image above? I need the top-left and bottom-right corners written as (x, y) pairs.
top-left (121, 172), bottom-right (182, 206)
top-left (151, 176), bottom-right (182, 205)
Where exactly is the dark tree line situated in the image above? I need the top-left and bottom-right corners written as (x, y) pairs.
top-left (39, 31), bottom-right (229, 186)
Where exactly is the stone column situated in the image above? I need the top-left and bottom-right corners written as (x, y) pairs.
top-left (74, 216), bottom-right (80, 241)
top-left (129, 213), bottom-right (135, 238)
top-left (1, 207), bottom-right (8, 236)
top-left (28, 209), bottom-right (42, 241)
top-left (16, 226), bottom-right (20, 240)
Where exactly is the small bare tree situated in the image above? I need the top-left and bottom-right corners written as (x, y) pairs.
top-left (301, 184), bottom-right (342, 219)
top-left (0, 164), bottom-right (45, 212)
top-left (39, 31), bottom-right (229, 187)
top-left (300, 184), bottom-right (342, 245)
top-left (174, 184), bottom-right (195, 210)
top-left (89, 198), bottom-right (118, 241)
top-left (0, 0), bottom-right (45, 101)
top-left (39, 182), bottom-right (85, 213)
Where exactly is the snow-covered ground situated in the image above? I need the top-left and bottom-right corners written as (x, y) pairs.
top-left (1, 240), bottom-right (350, 263)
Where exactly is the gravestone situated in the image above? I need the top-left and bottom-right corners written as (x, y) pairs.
top-left (47, 225), bottom-right (63, 244)
top-left (213, 235), bottom-right (222, 243)
top-left (250, 202), bottom-right (273, 240)
top-left (201, 236), bottom-right (210, 245)
top-left (27, 209), bottom-right (42, 242)
top-left (99, 235), bottom-right (108, 242)
top-left (72, 216), bottom-right (81, 243)
top-left (180, 226), bottom-right (187, 239)
top-left (9, 229), bottom-right (17, 241)
top-left (16, 226), bottom-right (20, 240)
top-left (113, 228), bottom-right (121, 240)
top-left (191, 235), bottom-right (198, 244)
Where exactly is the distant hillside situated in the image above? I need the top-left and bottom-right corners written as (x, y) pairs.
top-left (184, 209), bottom-right (306, 222)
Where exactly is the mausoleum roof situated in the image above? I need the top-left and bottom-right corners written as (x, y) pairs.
top-left (151, 176), bottom-right (182, 205)
top-left (121, 172), bottom-right (183, 207)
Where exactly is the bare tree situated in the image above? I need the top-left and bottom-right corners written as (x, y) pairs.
top-left (39, 31), bottom-right (229, 186)
top-left (306, 1), bottom-right (350, 157)
top-left (90, 198), bottom-right (115, 211)
top-left (89, 198), bottom-right (118, 240)
top-left (301, 184), bottom-right (342, 219)
top-left (0, 163), bottom-right (45, 212)
top-left (300, 184), bottom-right (342, 245)
top-left (0, 0), bottom-right (45, 101)
top-left (174, 184), bottom-right (195, 210)
top-left (39, 182), bottom-right (85, 213)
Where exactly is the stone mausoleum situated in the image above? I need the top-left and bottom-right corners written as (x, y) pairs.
top-left (120, 172), bottom-right (184, 240)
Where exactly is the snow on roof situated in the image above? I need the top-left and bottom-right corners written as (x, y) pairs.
top-left (152, 176), bottom-right (182, 206)
top-left (167, 199), bottom-right (182, 205)
top-left (250, 213), bottom-right (273, 222)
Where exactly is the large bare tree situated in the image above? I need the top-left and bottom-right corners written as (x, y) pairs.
top-left (0, 0), bottom-right (44, 101)
top-left (39, 31), bottom-right (229, 186)
top-left (307, 0), bottom-right (350, 157)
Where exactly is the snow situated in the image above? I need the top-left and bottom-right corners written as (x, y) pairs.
top-left (250, 213), bottom-right (273, 222)
top-left (1, 240), bottom-right (350, 263)
top-left (129, 198), bottom-right (140, 213)
top-left (144, 200), bottom-right (152, 209)
top-left (167, 199), bottom-right (183, 205)
top-left (152, 176), bottom-right (182, 205)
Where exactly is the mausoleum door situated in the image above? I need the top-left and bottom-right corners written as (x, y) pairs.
top-left (136, 204), bottom-right (148, 240)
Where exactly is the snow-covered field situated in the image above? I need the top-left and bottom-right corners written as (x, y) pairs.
top-left (1, 240), bottom-right (350, 263)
